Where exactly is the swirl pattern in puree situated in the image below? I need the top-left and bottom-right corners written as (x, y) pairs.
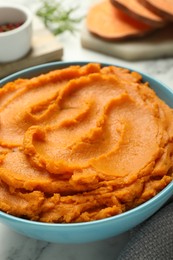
top-left (0, 63), bottom-right (173, 223)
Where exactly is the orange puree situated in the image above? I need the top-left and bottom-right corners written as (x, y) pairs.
top-left (0, 63), bottom-right (173, 223)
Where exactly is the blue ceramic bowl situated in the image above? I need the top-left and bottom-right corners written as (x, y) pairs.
top-left (0, 61), bottom-right (173, 244)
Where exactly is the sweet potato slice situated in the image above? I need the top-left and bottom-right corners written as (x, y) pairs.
top-left (139, 0), bottom-right (173, 21)
top-left (86, 0), bottom-right (155, 41)
top-left (110, 0), bottom-right (166, 27)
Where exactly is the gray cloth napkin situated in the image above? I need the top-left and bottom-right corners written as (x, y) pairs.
top-left (117, 200), bottom-right (173, 260)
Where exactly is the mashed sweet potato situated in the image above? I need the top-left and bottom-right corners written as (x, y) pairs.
top-left (0, 63), bottom-right (173, 223)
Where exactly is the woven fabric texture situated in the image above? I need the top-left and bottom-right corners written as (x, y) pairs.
top-left (117, 201), bottom-right (173, 260)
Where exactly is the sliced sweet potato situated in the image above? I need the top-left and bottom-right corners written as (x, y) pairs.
top-left (86, 0), bottom-right (155, 41)
top-left (110, 0), bottom-right (166, 27)
top-left (139, 0), bottom-right (173, 21)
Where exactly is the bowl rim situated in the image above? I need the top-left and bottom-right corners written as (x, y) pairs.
top-left (1, 60), bottom-right (173, 93)
top-left (0, 60), bottom-right (173, 227)
top-left (0, 4), bottom-right (32, 37)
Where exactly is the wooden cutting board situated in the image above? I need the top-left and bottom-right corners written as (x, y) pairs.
top-left (81, 22), bottom-right (173, 61)
top-left (0, 16), bottom-right (63, 78)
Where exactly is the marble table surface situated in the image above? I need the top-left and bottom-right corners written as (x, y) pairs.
top-left (0, 0), bottom-right (173, 259)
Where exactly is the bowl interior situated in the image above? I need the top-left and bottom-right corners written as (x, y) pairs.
top-left (0, 6), bottom-right (27, 25)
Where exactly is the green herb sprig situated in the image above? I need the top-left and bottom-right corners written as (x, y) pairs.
top-left (36, 0), bottom-right (83, 35)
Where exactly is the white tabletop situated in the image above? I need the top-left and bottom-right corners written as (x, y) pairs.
top-left (0, 0), bottom-right (173, 259)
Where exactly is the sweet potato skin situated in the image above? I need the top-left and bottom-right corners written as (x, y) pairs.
top-left (139, 0), bottom-right (173, 21)
top-left (110, 0), bottom-right (166, 27)
top-left (86, 0), bottom-right (155, 41)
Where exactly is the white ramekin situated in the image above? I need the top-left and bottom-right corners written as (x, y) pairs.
top-left (0, 4), bottom-right (32, 63)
